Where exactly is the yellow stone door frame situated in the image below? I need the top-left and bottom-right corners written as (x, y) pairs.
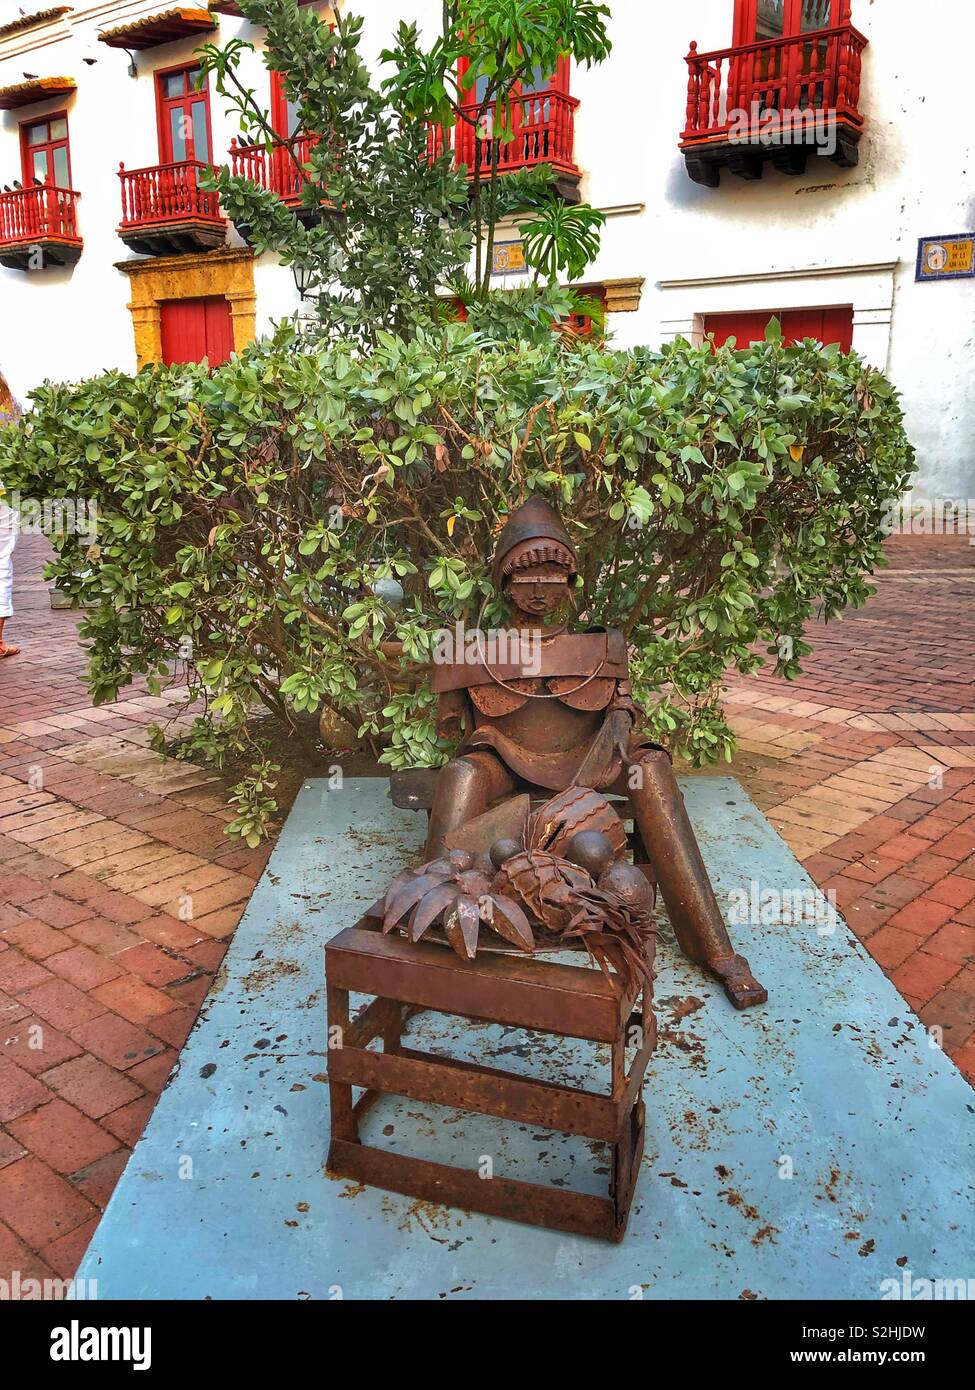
top-left (116, 247), bottom-right (257, 369)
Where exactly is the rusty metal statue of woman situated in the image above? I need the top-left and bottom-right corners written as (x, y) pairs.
top-left (425, 496), bottom-right (766, 1010)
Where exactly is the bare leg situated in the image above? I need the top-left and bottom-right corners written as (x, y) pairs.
top-left (615, 751), bottom-right (766, 1010)
top-left (0, 617), bottom-right (18, 658)
top-left (424, 751), bottom-right (517, 859)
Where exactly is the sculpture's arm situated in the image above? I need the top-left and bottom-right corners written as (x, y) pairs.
top-left (608, 678), bottom-right (644, 726)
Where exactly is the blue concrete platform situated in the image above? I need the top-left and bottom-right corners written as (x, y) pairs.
top-left (78, 777), bottom-right (974, 1300)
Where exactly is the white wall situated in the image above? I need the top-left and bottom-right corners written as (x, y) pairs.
top-left (1, 0), bottom-right (973, 496)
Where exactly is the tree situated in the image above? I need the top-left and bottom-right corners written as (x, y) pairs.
top-left (382, 0), bottom-right (611, 297)
top-left (0, 5), bottom-right (918, 848)
top-left (198, 0), bottom-right (611, 343)
top-left (200, 4), bottom-right (470, 344)
top-left (1, 327), bottom-right (917, 843)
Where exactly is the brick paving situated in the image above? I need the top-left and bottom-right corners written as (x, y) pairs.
top-left (0, 533), bottom-right (271, 1286)
top-left (1, 528), bottom-right (973, 1290)
top-left (721, 534), bottom-right (975, 1085)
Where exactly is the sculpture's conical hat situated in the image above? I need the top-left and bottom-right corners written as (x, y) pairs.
top-left (491, 497), bottom-right (578, 589)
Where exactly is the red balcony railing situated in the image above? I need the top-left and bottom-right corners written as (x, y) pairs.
top-left (0, 182), bottom-right (81, 247)
top-left (681, 23), bottom-right (867, 146)
top-left (426, 122), bottom-right (447, 163)
top-left (229, 133), bottom-right (319, 206)
top-left (452, 89), bottom-right (579, 175)
top-left (117, 159), bottom-right (223, 228)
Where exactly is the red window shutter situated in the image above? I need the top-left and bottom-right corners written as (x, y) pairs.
top-left (817, 307), bottom-right (854, 352)
top-left (705, 311), bottom-right (773, 348)
top-left (781, 307), bottom-right (854, 346)
top-left (270, 69), bottom-right (301, 138)
top-left (705, 307), bottom-right (853, 352)
top-left (160, 297), bottom-right (233, 366)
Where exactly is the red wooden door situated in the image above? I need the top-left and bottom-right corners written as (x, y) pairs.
top-left (160, 297), bottom-right (233, 366)
top-left (705, 306), bottom-right (853, 352)
top-left (156, 64), bottom-right (212, 164)
top-left (21, 112), bottom-right (72, 188)
top-left (734, 0), bottom-right (842, 44)
top-left (457, 55), bottom-right (572, 171)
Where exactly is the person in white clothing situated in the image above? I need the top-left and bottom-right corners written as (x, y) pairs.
top-left (0, 380), bottom-right (21, 657)
top-left (0, 496), bottom-right (18, 658)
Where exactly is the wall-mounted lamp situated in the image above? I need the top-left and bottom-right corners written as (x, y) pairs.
top-left (292, 260), bottom-right (315, 301)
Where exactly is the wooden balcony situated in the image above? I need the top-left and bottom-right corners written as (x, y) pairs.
top-left (117, 160), bottom-right (227, 256)
top-left (435, 90), bottom-right (581, 202)
top-left (228, 133), bottom-right (332, 236)
top-left (0, 183), bottom-right (82, 270)
top-left (680, 22), bottom-right (868, 186)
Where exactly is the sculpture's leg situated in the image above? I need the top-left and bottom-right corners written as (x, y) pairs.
top-left (616, 751), bottom-right (767, 1010)
top-left (424, 751), bottom-right (517, 859)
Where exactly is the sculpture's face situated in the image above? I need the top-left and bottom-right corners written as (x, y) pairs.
top-left (506, 562), bottom-right (572, 619)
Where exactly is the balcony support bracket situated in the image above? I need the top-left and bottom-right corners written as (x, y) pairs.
top-left (682, 124), bottom-right (861, 189)
top-left (769, 147), bottom-right (809, 177)
top-left (0, 239), bottom-right (82, 272)
top-left (727, 150), bottom-right (765, 181)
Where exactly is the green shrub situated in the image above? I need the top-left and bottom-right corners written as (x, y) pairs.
top-left (0, 323), bottom-right (915, 842)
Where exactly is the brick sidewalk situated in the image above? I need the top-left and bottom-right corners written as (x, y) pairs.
top-left (0, 533), bottom-right (271, 1287)
top-left (1, 530), bottom-right (973, 1290)
top-left (721, 534), bottom-right (975, 1084)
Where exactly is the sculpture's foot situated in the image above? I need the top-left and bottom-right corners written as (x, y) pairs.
top-left (707, 954), bottom-right (767, 1010)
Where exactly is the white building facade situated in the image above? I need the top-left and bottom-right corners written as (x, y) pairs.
top-left (0, 0), bottom-right (973, 497)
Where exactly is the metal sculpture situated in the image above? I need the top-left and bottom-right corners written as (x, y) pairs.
top-left (331, 498), bottom-right (760, 1241)
top-left (413, 496), bottom-right (766, 1009)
